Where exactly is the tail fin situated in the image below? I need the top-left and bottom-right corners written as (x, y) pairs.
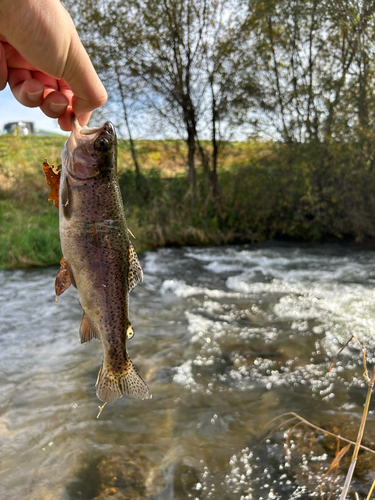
top-left (96, 359), bottom-right (151, 402)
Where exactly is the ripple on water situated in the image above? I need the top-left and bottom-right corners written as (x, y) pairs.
top-left (1, 244), bottom-right (375, 498)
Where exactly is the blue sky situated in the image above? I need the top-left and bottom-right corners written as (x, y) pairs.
top-left (0, 85), bottom-right (68, 135)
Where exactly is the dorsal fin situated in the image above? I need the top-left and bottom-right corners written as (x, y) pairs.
top-left (128, 242), bottom-right (143, 292)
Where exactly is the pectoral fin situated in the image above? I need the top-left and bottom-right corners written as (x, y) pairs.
top-left (55, 257), bottom-right (71, 301)
top-left (128, 243), bottom-right (143, 292)
top-left (80, 311), bottom-right (100, 344)
top-left (61, 175), bottom-right (71, 219)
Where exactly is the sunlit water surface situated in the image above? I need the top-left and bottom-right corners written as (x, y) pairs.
top-left (1, 243), bottom-right (375, 499)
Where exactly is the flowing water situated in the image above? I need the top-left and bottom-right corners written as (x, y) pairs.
top-left (1, 242), bottom-right (375, 499)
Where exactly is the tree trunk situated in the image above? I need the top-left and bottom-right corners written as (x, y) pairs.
top-left (210, 76), bottom-right (218, 197)
top-left (114, 64), bottom-right (141, 176)
top-left (324, 30), bottom-right (355, 140)
top-left (187, 126), bottom-right (196, 185)
top-left (306, 0), bottom-right (317, 141)
top-left (267, 16), bottom-right (292, 143)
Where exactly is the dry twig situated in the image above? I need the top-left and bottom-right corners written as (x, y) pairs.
top-left (265, 336), bottom-right (375, 498)
top-left (329, 335), bottom-right (375, 500)
top-left (366, 478), bottom-right (375, 500)
top-left (264, 412), bottom-right (375, 456)
top-left (97, 402), bottom-right (108, 418)
top-left (339, 365), bottom-right (375, 500)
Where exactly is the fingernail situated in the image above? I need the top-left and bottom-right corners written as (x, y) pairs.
top-left (26, 89), bottom-right (43, 102)
top-left (50, 102), bottom-right (68, 113)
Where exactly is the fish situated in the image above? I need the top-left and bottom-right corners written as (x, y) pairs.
top-left (55, 118), bottom-right (151, 403)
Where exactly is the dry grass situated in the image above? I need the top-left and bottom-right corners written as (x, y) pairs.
top-left (263, 336), bottom-right (375, 499)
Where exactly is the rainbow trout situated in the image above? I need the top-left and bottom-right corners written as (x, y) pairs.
top-left (55, 119), bottom-right (151, 403)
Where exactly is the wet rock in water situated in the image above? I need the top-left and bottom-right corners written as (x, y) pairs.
top-left (245, 414), bottom-right (375, 498)
top-left (320, 417), bottom-right (375, 481)
top-left (93, 453), bottom-right (147, 500)
top-left (67, 449), bottom-right (164, 500)
top-left (172, 462), bottom-right (202, 499)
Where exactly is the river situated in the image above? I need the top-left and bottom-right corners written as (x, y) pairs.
top-left (1, 242), bottom-right (375, 499)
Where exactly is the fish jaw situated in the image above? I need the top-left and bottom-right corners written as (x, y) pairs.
top-left (61, 118), bottom-right (117, 181)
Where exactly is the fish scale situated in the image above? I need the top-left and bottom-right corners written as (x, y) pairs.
top-left (56, 119), bottom-right (151, 403)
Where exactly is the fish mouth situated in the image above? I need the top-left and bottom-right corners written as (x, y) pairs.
top-left (66, 116), bottom-right (105, 153)
top-left (63, 118), bottom-right (116, 181)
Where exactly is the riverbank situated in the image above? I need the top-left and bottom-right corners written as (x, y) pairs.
top-left (1, 135), bottom-right (375, 268)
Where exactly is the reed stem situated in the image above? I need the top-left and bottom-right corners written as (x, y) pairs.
top-left (339, 366), bottom-right (375, 500)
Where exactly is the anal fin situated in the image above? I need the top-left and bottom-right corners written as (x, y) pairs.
top-left (80, 311), bottom-right (100, 344)
top-left (128, 242), bottom-right (143, 292)
top-left (55, 257), bottom-right (71, 301)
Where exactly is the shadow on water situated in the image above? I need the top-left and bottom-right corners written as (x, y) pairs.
top-left (66, 449), bottom-right (164, 500)
top-left (66, 452), bottom-right (103, 500)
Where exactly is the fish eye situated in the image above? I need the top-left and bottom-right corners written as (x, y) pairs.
top-left (94, 137), bottom-right (110, 151)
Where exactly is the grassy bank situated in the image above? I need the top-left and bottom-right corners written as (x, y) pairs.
top-left (1, 134), bottom-right (375, 268)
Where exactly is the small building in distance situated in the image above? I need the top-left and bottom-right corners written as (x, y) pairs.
top-left (3, 121), bottom-right (35, 135)
top-left (2, 121), bottom-right (65, 137)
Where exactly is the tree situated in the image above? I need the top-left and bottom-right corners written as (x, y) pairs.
top-left (64, 0), bottom-right (375, 151)
top-left (64, 0), bottom-right (142, 174)
top-left (231, 0), bottom-right (375, 144)
top-left (123, 0), bottom-right (211, 184)
top-left (65, 0), bottom-right (248, 190)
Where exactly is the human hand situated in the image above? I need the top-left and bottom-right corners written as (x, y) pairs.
top-left (0, 0), bottom-right (107, 131)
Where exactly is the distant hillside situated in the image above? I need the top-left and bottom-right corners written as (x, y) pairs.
top-left (1, 135), bottom-right (375, 268)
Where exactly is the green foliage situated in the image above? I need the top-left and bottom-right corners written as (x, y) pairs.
top-left (2, 136), bottom-right (375, 268)
top-left (117, 138), bottom-right (375, 249)
top-left (63, 0), bottom-right (375, 195)
top-left (65, 0), bottom-right (375, 147)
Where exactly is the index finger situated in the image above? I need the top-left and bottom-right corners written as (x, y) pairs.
top-left (0, 43), bottom-right (7, 90)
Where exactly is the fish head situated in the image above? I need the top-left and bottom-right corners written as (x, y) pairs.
top-left (62, 119), bottom-right (117, 181)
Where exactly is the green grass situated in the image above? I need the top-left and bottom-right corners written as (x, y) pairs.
top-left (1, 135), bottom-right (375, 268)
top-left (0, 199), bottom-right (60, 267)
